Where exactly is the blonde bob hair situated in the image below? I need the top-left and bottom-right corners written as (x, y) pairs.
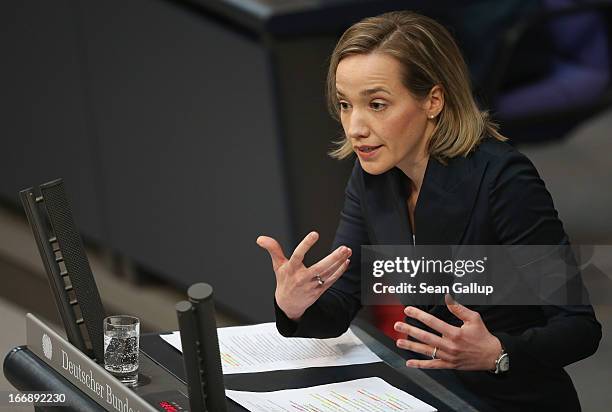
top-left (327, 11), bottom-right (506, 161)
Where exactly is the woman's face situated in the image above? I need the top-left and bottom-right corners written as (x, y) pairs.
top-left (335, 53), bottom-right (437, 175)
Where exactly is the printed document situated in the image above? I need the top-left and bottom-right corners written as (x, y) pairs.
top-left (160, 322), bottom-right (381, 374)
top-left (225, 377), bottom-right (437, 412)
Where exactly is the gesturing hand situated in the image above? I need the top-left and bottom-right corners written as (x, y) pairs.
top-left (256, 231), bottom-right (352, 321)
top-left (394, 294), bottom-right (502, 371)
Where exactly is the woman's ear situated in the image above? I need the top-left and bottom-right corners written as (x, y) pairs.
top-left (425, 85), bottom-right (444, 118)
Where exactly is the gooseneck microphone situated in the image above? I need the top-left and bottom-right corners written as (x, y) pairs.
top-left (176, 283), bottom-right (227, 412)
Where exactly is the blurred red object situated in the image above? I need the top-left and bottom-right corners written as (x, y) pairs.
top-left (372, 305), bottom-right (406, 341)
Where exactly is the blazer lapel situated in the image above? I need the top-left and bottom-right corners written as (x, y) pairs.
top-left (363, 153), bottom-right (489, 245)
top-left (362, 168), bottom-right (413, 245)
top-left (415, 155), bottom-right (489, 245)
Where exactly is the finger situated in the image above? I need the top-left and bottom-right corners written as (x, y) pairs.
top-left (406, 359), bottom-right (454, 369)
top-left (256, 236), bottom-right (287, 272)
top-left (445, 293), bottom-right (478, 322)
top-left (289, 232), bottom-right (319, 268)
top-left (316, 256), bottom-right (346, 279)
top-left (404, 306), bottom-right (459, 336)
top-left (320, 259), bottom-right (350, 289)
top-left (394, 322), bottom-right (450, 352)
top-left (293, 260), bottom-right (342, 289)
top-left (309, 245), bottom-right (352, 275)
top-left (396, 339), bottom-right (450, 362)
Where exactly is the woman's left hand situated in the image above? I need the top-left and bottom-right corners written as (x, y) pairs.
top-left (394, 294), bottom-right (502, 371)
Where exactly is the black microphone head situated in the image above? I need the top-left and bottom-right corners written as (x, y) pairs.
top-left (187, 283), bottom-right (213, 303)
top-left (175, 301), bottom-right (193, 314)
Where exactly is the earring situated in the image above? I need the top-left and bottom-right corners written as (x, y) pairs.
top-left (428, 114), bottom-right (435, 119)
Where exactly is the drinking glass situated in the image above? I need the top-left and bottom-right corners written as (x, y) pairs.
top-left (103, 315), bottom-right (139, 386)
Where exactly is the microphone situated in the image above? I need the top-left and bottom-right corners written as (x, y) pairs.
top-left (176, 283), bottom-right (227, 412)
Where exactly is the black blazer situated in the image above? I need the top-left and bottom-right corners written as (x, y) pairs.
top-left (275, 138), bottom-right (601, 411)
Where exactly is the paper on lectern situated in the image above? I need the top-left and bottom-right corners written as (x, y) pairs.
top-left (225, 377), bottom-right (437, 412)
top-left (160, 322), bottom-right (381, 374)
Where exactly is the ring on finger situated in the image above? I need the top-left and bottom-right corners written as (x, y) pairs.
top-left (431, 347), bottom-right (438, 360)
top-left (315, 274), bottom-right (325, 286)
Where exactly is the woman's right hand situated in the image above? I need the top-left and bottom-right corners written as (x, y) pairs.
top-left (256, 231), bottom-right (352, 321)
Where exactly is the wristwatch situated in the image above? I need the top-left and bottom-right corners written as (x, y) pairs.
top-left (493, 347), bottom-right (510, 374)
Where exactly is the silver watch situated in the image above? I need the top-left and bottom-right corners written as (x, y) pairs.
top-left (493, 349), bottom-right (509, 374)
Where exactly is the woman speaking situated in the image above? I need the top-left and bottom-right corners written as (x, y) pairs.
top-left (257, 11), bottom-right (600, 411)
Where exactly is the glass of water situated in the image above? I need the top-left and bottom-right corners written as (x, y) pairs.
top-left (103, 315), bottom-right (140, 386)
